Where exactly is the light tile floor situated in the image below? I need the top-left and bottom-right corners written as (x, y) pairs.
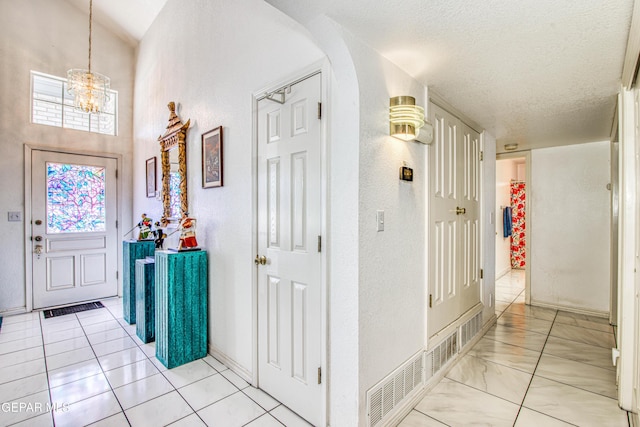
top-left (0, 271), bottom-right (632, 426)
top-left (401, 270), bottom-right (631, 427)
top-left (0, 298), bottom-right (311, 427)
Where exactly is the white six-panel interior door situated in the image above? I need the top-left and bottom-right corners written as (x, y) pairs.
top-left (256, 72), bottom-right (323, 426)
top-left (31, 150), bottom-right (118, 309)
top-left (428, 102), bottom-right (482, 337)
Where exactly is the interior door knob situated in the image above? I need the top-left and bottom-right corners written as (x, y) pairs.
top-left (254, 255), bottom-right (267, 266)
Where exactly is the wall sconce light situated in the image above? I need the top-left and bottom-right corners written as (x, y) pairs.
top-left (389, 96), bottom-right (432, 144)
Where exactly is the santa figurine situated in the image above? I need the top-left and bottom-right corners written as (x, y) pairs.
top-left (137, 214), bottom-right (153, 240)
top-left (178, 216), bottom-right (198, 250)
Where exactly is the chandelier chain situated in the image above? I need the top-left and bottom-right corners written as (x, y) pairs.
top-left (88, 0), bottom-right (93, 73)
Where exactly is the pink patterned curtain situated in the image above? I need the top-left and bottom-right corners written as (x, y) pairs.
top-left (510, 182), bottom-right (526, 269)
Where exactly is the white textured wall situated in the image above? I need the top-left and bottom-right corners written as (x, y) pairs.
top-left (530, 142), bottom-right (611, 313)
top-left (0, 0), bottom-right (135, 313)
top-left (495, 159), bottom-right (517, 278)
top-left (482, 132), bottom-right (497, 323)
top-left (133, 0), bottom-right (324, 376)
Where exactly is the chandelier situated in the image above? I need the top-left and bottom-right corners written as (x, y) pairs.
top-left (67, 0), bottom-right (110, 115)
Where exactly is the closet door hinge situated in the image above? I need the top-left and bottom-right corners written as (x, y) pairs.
top-left (116, 271), bottom-right (119, 280)
top-left (480, 269), bottom-right (484, 279)
top-left (115, 169), bottom-right (118, 179)
top-left (429, 294), bottom-right (433, 308)
top-left (318, 367), bottom-right (322, 384)
top-left (479, 151), bottom-right (484, 161)
top-left (317, 102), bottom-right (322, 120)
top-left (317, 235), bottom-right (322, 253)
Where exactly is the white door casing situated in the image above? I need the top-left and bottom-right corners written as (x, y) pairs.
top-left (428, 102), bottom-right (481, 337)
top-left (256, 72), bottom-right (323, 426)
top-left (31, 150), bottom-right (118, 309)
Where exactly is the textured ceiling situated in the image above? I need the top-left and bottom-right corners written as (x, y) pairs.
top-left (63, 0), bottom-right (168, 45)
top-left (268, 0), bottom-right (634, 153)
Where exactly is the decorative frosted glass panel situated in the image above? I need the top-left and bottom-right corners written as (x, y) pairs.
top-left (47, 162), bottom-right (106, 233)
top-left (170, 172), bottom-right (181, 217)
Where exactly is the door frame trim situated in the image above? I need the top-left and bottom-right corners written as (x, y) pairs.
top-left (495, 150), bottom-right (532, 305)
top-left (251, 60), bottom-right (330, 426)
top-left (24, 144), bottom-right (123, 313)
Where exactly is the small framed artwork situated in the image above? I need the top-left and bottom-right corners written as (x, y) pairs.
top-left (202, 126), bottom-right (223, 188)
top-left (146, 157), bottom-right (156, 198)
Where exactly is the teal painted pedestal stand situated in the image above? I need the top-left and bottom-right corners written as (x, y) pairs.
top-left (155, 250), bottom-right (208, 369)
top-left (135, 257), bottom-right (156, 343)
top-left (123, 240), bottom-right (155, 324)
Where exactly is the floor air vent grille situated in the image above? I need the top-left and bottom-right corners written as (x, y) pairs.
top-left (461, 312), bottom-right (482, 348)
top-left (366, 352), bottom-right (424, 427)
top-left (427, 332), bottom-right (458, 378)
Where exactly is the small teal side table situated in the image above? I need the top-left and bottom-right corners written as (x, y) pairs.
top-left (135, 257), bottom-right (156, 343)
top-left (123, 240), bottom-right (155, 324)
top-left (155, 250), bottom-right (208, 368)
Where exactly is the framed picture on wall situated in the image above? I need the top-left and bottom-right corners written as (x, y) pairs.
top-left (146, 157), bottom-right (156, 198)
top-left (202, 126), bottom-right (223, 188)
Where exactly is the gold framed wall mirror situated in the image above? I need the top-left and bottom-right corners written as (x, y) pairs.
top-left (159, 102), bottom-right (190, 223)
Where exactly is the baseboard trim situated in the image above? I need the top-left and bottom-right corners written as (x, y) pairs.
top-left (0, 307), bottom-right (28, 317)
top-left (630, 410), bottom-right (638, 427)
top-left (208, 344), bottom-right (252, 383)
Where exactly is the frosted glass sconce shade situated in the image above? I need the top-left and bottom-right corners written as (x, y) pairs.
top-left (389, 96), bottom-right (425, 141)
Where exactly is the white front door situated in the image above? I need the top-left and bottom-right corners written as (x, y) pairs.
top-left (257, 72), bottom-right (323, 426)
top-left (428, 103), bottom-right (481, 336)
top-left (31, 150), bottom-right (118, 309)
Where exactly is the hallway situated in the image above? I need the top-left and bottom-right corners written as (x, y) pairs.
top-left (401, 271), bottom-right (630, 426)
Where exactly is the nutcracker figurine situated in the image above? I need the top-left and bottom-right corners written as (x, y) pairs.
top-left (137, 214), bottom-right (153, 240)
top-left (178, 216), bottom-right (198, 250)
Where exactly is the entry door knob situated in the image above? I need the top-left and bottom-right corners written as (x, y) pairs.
top-left (254, 255), bottom-right (267, 266)
top-left (34, 235), bottom-right (43, 242)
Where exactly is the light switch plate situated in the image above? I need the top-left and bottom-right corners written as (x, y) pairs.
top-left (376, 210), bottom-right (384, 232)
top-left (8, 211), bottom-right (21, 222)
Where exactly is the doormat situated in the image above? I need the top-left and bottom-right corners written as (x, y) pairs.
top-left (43, 301), bottom-right (104, 319)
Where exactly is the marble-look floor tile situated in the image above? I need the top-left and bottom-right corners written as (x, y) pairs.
top-left (48, 359), bottom-right (103, 388)
top-left (0, 346), bottom-right (44, 369)
top-left (497, 312), bottom-right (553, 335)
top-left (549, 323), bottom-right (615, 349)
top-left (87, 327), bottom-right (129, 345)
top-left (42, 327), bottom-right (85, 345)
top-left (50, 373), bottom-right (111, 405)
top-left (535, 354), bottom-right (617, 399)
top-left (446, 354), bottom-right (532, 404)
top-left (0, 336), bottom-right (43, 355)
top-left (126, 391), bottom-right (193, 427)
top-left (398, 410), bottom-right (447, 426)
top-left (169, 413), bottom-right (207, 427)
top-left (11, 412), bottom-right (54, 427)
top-left (104, 359), bottom-right (159, 388)
top-left (484, 324), bottom-right (548, 352)
top-left (270, 404), bottom-right (312, 426)
top-left (179, 373), bottom-right (238, 410)
top-left (113, 373), bottom-right (174, 409)
top-left (53, 390), bottom-right (121, 426)
top-left (415, 378), bottom-right (520, 427)
top-left (220, 368), bottom-right (250, 390)
top-left (87, 412), bottom-right (130, 427)
top-left (41, 319), bottom-right (80, 334)
top-left (505, 303), bottom-right (557, 322)
top-left (244, 414), bottom-right (286, 427)
top-left (163, 359), bottom-right (217, 389)
top-left (2, 312), bottom-right (41, 324)
top-left (92, 336), bottom-right (137, 356)
top-left (555, 310), bottom-right (610, 325)
top-left (543, 336), bottom-right (615, 371)
top-left (98, 347), bottom-right (146, 372)
top-left (0, 327), bottom-right (42, 343)
top-left (514, 407), bottom-right (574, 426)
top-left (466, 337), bottom-right (541, 373)
top-left (44, 336), bottom-right (90, 356)
top-left (495, 301), bottom-right (511, 314)
top-left (197, 391), bottom-right (266, 427)
top-left (553, 314), bottom-right (613, 333)
top-left (242, 387), bottom-right (280, 411)
top-left (0, 358), bottom-right (46, 384)
top-left (0, 390), bottom-right (51, 425)
top-left (523, 376), bottom-right (627, 426)
top-left (0, 372), bottom-right (49, 402)
top-left (0, 319), bottom-right (41, 333)
top-left (202, 355), bottom-right (227, 372)
top-left (45, 346), bottom-right (96, 371)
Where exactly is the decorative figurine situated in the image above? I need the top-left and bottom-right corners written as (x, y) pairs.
top-left (137, 214), bottom-right (154, 240)
top-left (153, 222), bottom-right (167, 249)
top-left (178, 216), bottom-right (198, 250)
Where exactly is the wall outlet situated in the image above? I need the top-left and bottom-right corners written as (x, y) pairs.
top-left (8, 211), bottom-right (21, 222)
